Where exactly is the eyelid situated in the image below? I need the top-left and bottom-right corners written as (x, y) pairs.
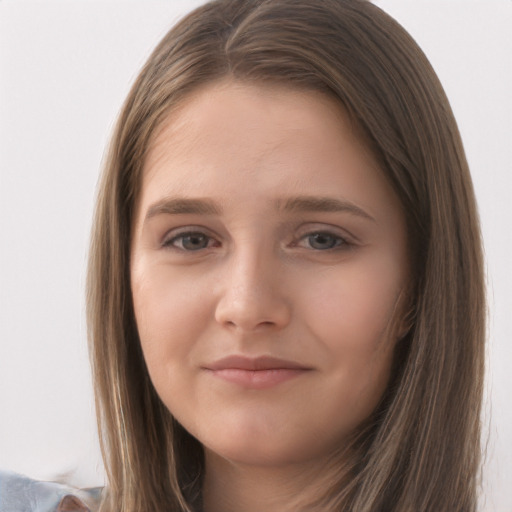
top-left (295, 232), bottom-right (351, 251)
top-left (160, 226), bottom-right (220, 250)
top-left (294, 223), bottom-right (358, 243)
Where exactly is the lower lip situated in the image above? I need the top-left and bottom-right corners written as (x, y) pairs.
top-left (205, 368), bottom-right (309, 389)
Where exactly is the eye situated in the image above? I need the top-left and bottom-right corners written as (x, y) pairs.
top-left (163, 231), bottom-right (217, 251)
top-left (299, 231), bottom-right (349, 251)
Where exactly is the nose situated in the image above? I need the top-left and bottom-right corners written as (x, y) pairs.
top-left (214, 248), bottom-right (292, 333)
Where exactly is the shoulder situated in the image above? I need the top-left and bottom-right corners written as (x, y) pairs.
top-left (0, 469), bottom-right (102, 512)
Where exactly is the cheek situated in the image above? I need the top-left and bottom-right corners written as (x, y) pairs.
top-left (302, 255), bottom-right (403, 402)
top-left (131, 264), bottom-right (212, 382)
top-left (310, 258), bottom-right (402, 344)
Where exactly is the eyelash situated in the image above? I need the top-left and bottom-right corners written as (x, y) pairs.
top-left (161, 228), bottom-right (353, 252)
top-left (162, 231), bottom-right (219, 251)
top-left (294, 231), bottom-right (351, 251)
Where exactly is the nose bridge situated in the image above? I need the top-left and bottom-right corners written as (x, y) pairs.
top-left (214, 241), bottom-right (290, 331)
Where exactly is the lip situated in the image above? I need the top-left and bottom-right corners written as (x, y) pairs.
top-left (205, 355), bottom-right (310, 371)
top-left (202, 355), bottom-right (313, 389)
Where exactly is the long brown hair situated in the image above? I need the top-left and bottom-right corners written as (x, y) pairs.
top-left (87, 1), bottom-right (485, 510)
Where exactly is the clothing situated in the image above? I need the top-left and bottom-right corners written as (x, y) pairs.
top-left (0, 469), bottom-right (102, 512)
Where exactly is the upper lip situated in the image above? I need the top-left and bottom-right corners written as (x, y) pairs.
top-left (204, 355), bottom-right (311, 371)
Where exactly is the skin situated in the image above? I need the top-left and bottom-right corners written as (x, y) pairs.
top-left (130, 80), bottom-right (409, 512)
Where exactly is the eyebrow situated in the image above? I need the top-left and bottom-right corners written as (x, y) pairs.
top-left (144, 195), bottom-right (375, 223)
top-left (280, 196), bottom-right (376, 222)
top-left (145, 197), bottom-right (222, 221)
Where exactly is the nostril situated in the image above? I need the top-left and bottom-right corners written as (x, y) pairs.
top-left (222, 319), bottom-right (276, 330)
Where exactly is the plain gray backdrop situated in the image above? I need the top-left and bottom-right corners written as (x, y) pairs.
top-left (0, 1), bottom-right (510, 510)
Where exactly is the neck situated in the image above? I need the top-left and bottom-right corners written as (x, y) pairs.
top-left (201, 449), bottom-right (349, 512)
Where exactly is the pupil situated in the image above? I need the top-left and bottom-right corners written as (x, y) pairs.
top-left (309, 233), bottom-right (336, 249)
top-left (183, 234), bottom-right (207, 250)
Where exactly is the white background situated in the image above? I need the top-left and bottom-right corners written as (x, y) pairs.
top-left (0, 1), bottom-right (510, 510)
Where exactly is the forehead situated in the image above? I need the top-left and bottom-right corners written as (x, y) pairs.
top-left (141, 80), bottom-right (380, 193)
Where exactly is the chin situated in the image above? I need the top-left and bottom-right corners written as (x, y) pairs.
top-left (199, 419), bottom-right (346, 469)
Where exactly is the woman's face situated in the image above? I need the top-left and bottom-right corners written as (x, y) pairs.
top-left (131, 81), bottom-right (409, 468)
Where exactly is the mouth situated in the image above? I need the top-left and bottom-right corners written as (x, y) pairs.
top-left (202, 355), bottom-right (313, 389)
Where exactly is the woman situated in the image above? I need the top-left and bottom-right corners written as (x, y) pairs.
top-left (85, 0), bottom-right (485, 511)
